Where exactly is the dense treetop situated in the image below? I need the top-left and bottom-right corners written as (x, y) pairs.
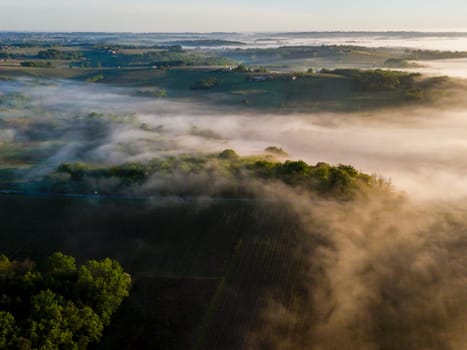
top-left (0, 253), bottom-right (131, 350)
top-left (39, 151), bottom-right (388, 200)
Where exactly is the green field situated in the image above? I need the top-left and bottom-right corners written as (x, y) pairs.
top-left (0, 65), bottom-right (457, 113)
top-left (1, 42), bottom-right (465, 114)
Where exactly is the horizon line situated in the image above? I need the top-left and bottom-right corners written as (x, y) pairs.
top-left (2, 29), bottom-right (467, 34)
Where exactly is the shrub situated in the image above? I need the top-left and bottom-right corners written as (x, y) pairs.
top-left (191, 77), bottom-right (219, 90)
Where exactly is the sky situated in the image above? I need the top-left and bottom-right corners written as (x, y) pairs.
top-left (1, 0), bottom-right (467, 32)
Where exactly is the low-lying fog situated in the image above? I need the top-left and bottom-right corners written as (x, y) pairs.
top-left (160, 32), bottom-right (467, 51)
top-left (247, 34), bottom-right (467, 52)
top-left (6, 31), bottom-right (467, 51)
top-left (403, 58), bottom-right (467, 79)
top-left (2, 54), bottom-right (467, 349)
top-left (3, 77), bottom-right (467, 201)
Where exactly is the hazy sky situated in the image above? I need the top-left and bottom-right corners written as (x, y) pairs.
top-left (1, 0), bottom-right (467, 32)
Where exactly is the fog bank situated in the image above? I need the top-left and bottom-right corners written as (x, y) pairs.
top-left (2, 78), bottom-right (467, 201)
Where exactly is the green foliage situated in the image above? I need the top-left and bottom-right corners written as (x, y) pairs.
top-left (231, 45), bottom-right (337, 60)
top-left (47, 153), bottom-right (386, 199)
top-left (319, 68), bottom-right (430, 103)
top-left (251, 160), bottom-right (376, 198)
top-left (218, 149), bottom-right (239, 160)
top-left (56, 162), bottom-right (89, 181)
top-left (165, 39), bottom-right (245, 47)
top-left (0, 254), bottom-right (12, 275)
top-left (323, 68), bottom-right (420, 91)
top-left (143, 50), bottom-right (233, 67)
top-left (235, 64), bottom-right (250, 72)
top-left (78, 45), bottom-right (235, 68)
top-left (85, 74), bottom-right (104, 83)
top-left (37, 49), bottom-right (82, 60)
top-left (191, 77), bottom-right (219, 90)
top-left (0, 253), bottom-right (131, 349)
top-left (254, 66), bottom-right (268, 73)
top-left (20, 61), bottom-right (52, 68)
top-left (383, 58), bottom-right (418, 68)
top-left (0, 311), bottom-right (17, 349)
top-left (77, 259), bottom-right (131, 325)
top-left (47, 252), bottom-right (77, 276)
top-left (29, 290), bottom-right (103, 350)
top-left (137, 88), bottom-right (167, 98)
top-left (404, 88), bottom-right (424, 101)
top-left (405, 49), bottom-right (467, 60)
top-left (56, 162), bottom-right (148, 183)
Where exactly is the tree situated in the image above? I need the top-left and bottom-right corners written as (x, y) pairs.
top-left (45, 252), bottom-right (77, 297)
top-left (0, 253), bottom-right (131, 350)
top-left (235, 64), bottom-right (249, 72)
top-left (66, 305), bottom-right (103, 349)
top-left (280, 160), bottom-right (309, 175)
top-left (29, 290), bottom-right (74, 349)
top-left (0, 311), bottom-right (17, 349)
top-left (254, 66), bottom-right (268, 73)
top-left (191, 77), bottom-right (218, 90)
top-left (77, 258), bottom-right (131, 325)
top-left (327, 166), bottom-right (354, 194)
top-left (219, 149), bottom-right (239, 160)
top-left (47, 252), bottom-right (76, 276)
top-left (0, 254), bottom-right (12, 278)
top-left (29, 289), bottom-right (104, 350)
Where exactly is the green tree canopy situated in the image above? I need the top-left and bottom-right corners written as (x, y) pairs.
top-left (0, 311), bottom-right (17, 349)
top-left (0, 253), bottom-right (131, 349)
top-left (77, 258), bottom-right (131, 325)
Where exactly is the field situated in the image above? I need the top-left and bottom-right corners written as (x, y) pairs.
top-left (1, 39), bottom-right (465, 115)
top-left (0, 194), bottom-right (310, 349)
top-left (0, 66), bottom-right (458, 114)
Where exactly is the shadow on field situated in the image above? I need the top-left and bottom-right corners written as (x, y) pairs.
top-left (0, 194), bottom-right (310, 349)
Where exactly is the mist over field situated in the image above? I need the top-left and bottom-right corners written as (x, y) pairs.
top-left (5, 31), bottom-right (467, 50)
top-left (241, 181), bottom-right (467, 350)
top-left (1, 31), bottom-right (467, 349)
top-left (231, 32), bottom-right (467, 51)
top-left (2, 72), bottom-right (467, 201)
top-left (405, 58), bottom-right (467, 78)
